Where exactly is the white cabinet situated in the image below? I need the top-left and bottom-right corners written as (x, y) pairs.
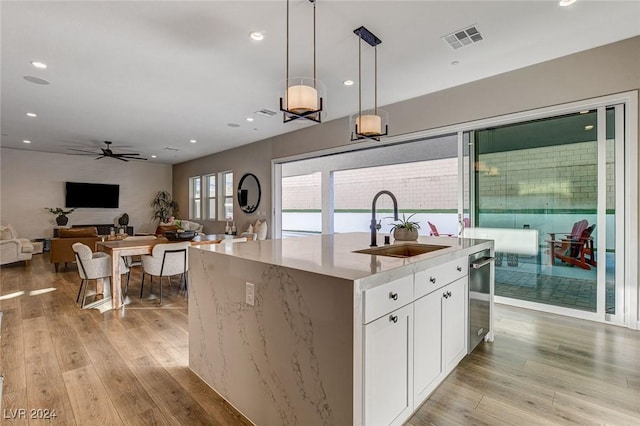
top-left (442, 277), bottom-right (468, 374)
top-left (413, 290), bottom-right (443, 403)
top-left (413, 276), bottom-right (468, 404)
top-left (362, 257), bottom-right (471, 426)
top-left (363, 274), bottom-right (413, 324)
top-left (364, 303), bottom-right (414, 426)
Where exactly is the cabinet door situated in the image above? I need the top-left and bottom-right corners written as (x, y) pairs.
top-left (413, 291), bottom-right (443, 404)
top-left (443, 277), bottom-right (467, 374)
top-left (364, 304), bottom-right (413, 426)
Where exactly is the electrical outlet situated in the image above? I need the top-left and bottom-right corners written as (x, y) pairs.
top-left (245, 282), bottom-right (255, 306)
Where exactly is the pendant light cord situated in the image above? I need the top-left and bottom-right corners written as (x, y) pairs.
top-left (285, 0), bottom-right (289, 99)
top-left (374, 45), bottom-right (378, 114)
top-left (313, 0), bottom-right (317, 88)
top-left (358, 36), bottom-right (362, 120)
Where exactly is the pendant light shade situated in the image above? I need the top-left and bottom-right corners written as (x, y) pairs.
top-left (350, 26), bottom-right (388, 141)
top-left (287, 83), bottom-right (319, 114)
top-left (279, 0), bottom-right (324, 123)
top-left (357, 114), bottom-right (381, 135)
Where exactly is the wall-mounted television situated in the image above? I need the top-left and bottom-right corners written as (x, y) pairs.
top-left (65, 182), bottom-right (120, 208)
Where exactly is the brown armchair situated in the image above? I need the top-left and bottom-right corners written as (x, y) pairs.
top-left (547, 222), bottom-right (596, 270)
top-left (50, 227), bottom-right (100, 272)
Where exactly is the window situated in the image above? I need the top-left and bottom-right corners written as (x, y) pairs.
top-left (222, 171), bottom-right (234, 220)
top-left (189, 176), bottom-right (201, 219)
top-left (189, 171), bottom-right (233, 221)
top-left (282, 172), bottom-right (321, 237)
top-left (205, 174), bottom-right (216, 220)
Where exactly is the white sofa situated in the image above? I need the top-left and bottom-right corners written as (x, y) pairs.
top-left (0, 224), bottom-right (34, 266)
top-left (158, 220), bottom-right (204, 236)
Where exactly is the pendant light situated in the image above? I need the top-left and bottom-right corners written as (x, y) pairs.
top-left (279, 0), bottom-right (325, 123)
top-left (350, 26), bottom-right (388, 141)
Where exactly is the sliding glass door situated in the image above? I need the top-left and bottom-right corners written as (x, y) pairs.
top-left (273, 92), bottom-right (635, 326)
top-left (467, 105), bottom-right (625, 322)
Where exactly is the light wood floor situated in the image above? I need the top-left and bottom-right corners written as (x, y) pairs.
top-left (1, 254), bottom-right (639, 425)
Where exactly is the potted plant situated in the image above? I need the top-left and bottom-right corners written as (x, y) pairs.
top-left (389, 213), bottom-right (420, 241)
top-left (151, 190), bottom-right (179, 223)
top-left (45, 207), bottom-right (75, 226)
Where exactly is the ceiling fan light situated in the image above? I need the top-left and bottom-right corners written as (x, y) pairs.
top-left (286, 84), bottom-right (318, 114)
top-left (357, 114), bottom-right (382, 136)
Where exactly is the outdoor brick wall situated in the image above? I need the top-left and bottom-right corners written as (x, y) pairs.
top-left (282, 139), bottom-right (614, 213)
top-left (332, 159), bottom-right (459, 211)
top-left (282, 172), bottom-right (321, 210)
top-left (478, 141), bottom-right (613, 210)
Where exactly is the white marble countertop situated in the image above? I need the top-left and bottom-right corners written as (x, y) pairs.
top-left (191, 232), bottom-right (493, 287)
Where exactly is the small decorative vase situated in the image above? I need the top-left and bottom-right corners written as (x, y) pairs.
top-left (118, 213), bottom-right (129, 226)
top-left (393, 228), bottom-right (418, 241)
top-left (56, 215), bottom-right (69, 226)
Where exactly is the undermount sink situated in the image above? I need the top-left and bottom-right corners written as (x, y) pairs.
top-left (353, 243), bottom-right (449, 258)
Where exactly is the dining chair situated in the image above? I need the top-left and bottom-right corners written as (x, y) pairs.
top-left (121, 235), bottom-right (157, 296)
top-left (72, 242), bottom-right (130, 308)
top-left (140, 241), bottom-right (190, 304)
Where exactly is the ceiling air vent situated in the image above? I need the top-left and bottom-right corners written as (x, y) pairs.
top-left (164, 147), bottom-right (180, 152)
top-left (255, 108), bottom-right (277, 117)
top-left (442, 25), bottom-right (483, 50)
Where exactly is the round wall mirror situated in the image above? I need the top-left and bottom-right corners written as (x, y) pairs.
top-left (237, 173), bottom-right (261, 214)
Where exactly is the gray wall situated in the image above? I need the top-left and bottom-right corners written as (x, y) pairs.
top-left (1, 148), bottom-right (173, 239)
top-left (172, 138), bottom-right (272, 235)
top-left (174, 36), bottom-right (640, 236)
top-left (174, 36), bottom-right (640, 326)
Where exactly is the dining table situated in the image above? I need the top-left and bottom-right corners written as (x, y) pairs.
top-left (93, 234), bottom-right (242, 310)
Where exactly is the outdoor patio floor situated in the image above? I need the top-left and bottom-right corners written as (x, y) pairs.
top-left (495, 253), bottom-right (615, 313)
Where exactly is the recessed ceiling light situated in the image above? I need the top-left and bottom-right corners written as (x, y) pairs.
top-left (584, 125), bottom-right (594, 131)
top-left (246, 117), bottom-right (254, 122)
top-left (250, 32), bottom-right (264, 41)
top-left (559, 0), bottom-right (576, 6)
top-left (23, 140), bottom-right (31, 144)
top-left (30, 61), bottom-right (47, 69)
top-left (26, 112), bottom-right (37, 117)
top-left (190, 139), bottom-right (197, 143)
top-left (24, 76), bottom-right (50, 85)
top-left (151, 155), bottom-right (157, 158)
top-left (343, 80), bottom-right (354, 86)
top-left (579, 110), bottom-right (590, 114)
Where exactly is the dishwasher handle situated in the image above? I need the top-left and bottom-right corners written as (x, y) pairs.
top-left (470, 256), bottom-right (495, 270)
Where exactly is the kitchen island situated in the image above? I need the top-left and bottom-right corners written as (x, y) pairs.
top-left (188, 232), bottom-right (494, 426)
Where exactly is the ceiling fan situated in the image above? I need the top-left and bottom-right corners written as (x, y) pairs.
top-left (67, 141), bottom-right (147, 161)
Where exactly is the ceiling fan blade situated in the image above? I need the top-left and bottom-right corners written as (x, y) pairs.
top-left (68, 148), bottom-right (100, 154)
top-left (114, 156), bottom-right (129, 162)
top-left (112, 153), bottom-right (141, 156)
top-left (95, 155), bottom-right (106, 160)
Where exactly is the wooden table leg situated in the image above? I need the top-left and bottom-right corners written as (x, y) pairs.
top-left (112, 253), bottom-right (122, 309)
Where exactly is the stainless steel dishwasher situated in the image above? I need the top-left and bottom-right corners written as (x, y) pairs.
top-left (469, 249), bottom-right (493, 353)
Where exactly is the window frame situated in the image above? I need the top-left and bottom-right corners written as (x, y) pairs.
top-left (204, 173), bottom-right (217, 220)
top-left (189, 176), bottom-right (202, 220)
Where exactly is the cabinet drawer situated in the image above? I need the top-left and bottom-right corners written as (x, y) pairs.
top-left (415, 257), bottom-right (467, 299)
top-left (364, 275), bottom-right (413, 324)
